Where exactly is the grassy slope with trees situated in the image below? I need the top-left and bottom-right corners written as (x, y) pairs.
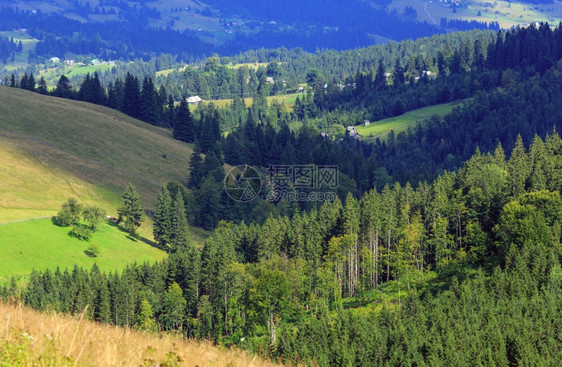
top-left (0, 219), bottom-right (166, 280)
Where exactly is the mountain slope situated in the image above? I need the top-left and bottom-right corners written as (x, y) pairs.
top-left (0, 87), bottom-right (193, 217)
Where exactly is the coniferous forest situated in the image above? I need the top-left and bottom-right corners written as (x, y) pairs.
top-left (1, 4), bottom-right (562, 365)
top-left (2, 133), bottom-right (561, 365)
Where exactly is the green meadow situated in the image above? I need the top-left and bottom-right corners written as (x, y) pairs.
top-left (357, 100), bottom-right (466, 140)
top-left (0, 218), bottom-right (166, 280)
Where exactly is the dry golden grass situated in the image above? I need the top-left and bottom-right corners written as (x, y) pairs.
top-left (0, 302), bottom-right (280, 367)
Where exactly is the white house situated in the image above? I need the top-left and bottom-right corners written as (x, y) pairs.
top-left (186, 96), bottom-right (203, 104)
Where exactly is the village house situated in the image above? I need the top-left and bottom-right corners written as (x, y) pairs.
top-left (186, 96), bottom-right (203, 105)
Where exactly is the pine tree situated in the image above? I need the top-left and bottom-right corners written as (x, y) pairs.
top-left (507, 135), bottom-right (529, 198)
top-left (188, 143), bottom-right (204, 189)
top-left (173, 97), bottom-right (195, 142)
top-left (169, 190), bottom-right (189, 251)
top-left (123, 72), bottom-right (141, 118)
top-left (117, 183), bottom-right (144, 238)
top-left (164, 94), bottom-right (175, 128)
top-left (94, 276), bottom-right (111, 323)
top-left (153, 184), bottom-right (172, 250)
top-left (37, 76), bottom-right (47, 94)
top-left (140, 77), bottom-right (161, 125)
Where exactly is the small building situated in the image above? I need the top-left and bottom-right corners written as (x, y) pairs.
top-left (90, 59), bottom-right (100, 65)
top-left (108, 61), bottom-right (116, 66)
top-left (320, 132), bottom-right (329, 138)
top-left (186, 96), bottom-right (203, 104)
top-left (266, 76), bottom-right (275, 84)
top-left (49, 57), bottom-right (60, 63)
top-left (364, 120), bottom-right (370, 126)
top-left (347, 126), bottom-right (361, 139)
top-left (298, 86), bottom-right (305, 93)
top-left (64, 59), bottom-right (75, 66)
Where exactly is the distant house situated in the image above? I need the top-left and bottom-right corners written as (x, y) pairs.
top-left (266, 77), bottom-right (275, 84)
top-left (347, 125), bottom-right (361, 139)
top-left (422, 70), bottom-right (437, 79)
top-left (364, 120), bottom-right (370, 126)
top-left (320, 132), bottom-right (329, 138)
top-left (49, 57), bottom-right (60, 63)
top-left (90, 59), bottom-right (100, 65)
top-left (64, 59), bottom-right (75, 66)
top-left (384, 72), bottom-right (391, 79)
top-left (108, 61), bottom-right (116, 66)
top-left (186, 96), bottom-right (203, 104)
top-left (298, 86), bottom-right (305, 93)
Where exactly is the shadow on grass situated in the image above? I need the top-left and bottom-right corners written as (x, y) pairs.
top-left (106, 219), bottom-right (164, 251)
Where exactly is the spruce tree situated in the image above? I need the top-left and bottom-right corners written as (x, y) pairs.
top-left (153, 184), bottom-right (172, 250)
top-left (117, 183), bottom-right (144, 238)
top-left (164, 94), bottom-right (175, 128)
top-left (173, 97), bottom-right (195, 142)
top-left (140, 77), bottom-right (160, 125)
top-left (169, 190), bottom-right (189, 251)
top-left (123, 72), bottom-right (141, 118)
top-left (37, 76), bottom-right (47, 94)
top-left (188, 143), bottom-right (204, 189)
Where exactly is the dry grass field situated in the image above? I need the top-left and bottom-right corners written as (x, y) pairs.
top-left (0, 302), bottom-right (279, 366)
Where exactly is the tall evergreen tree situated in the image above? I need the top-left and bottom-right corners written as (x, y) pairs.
top-left (140, 77), bottom-right (161, 125)
top-left (188, 143), bottom-right (205, 189)
top-left (170, 190), bottom-right (190, 251)
top-left (173, 97), bottom-right (195, 142)
top-left (153, 184), bottom-right (172, 250)
top-left (123, 72), bottom-right (141, 118)
top-left (117, 183), bottom-right (144, 238)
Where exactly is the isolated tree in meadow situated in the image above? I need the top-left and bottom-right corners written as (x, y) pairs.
top-left (55, 198), bottom-right (83, 227)
top-left (117, 183), bottom-right (144, 237)
top-left (153, 184), bottom-right (172, 249)
top-left (83, 206), bottom-right (107, 231)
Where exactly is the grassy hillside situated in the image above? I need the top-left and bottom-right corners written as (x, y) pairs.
top-left (0, 87), bottom-right (194, 215)
top-left (0, 219), bottom-right (166, 280)
top-left (389, 0), bottom-right (562, 28)
top-left (0, 136), bottom-right (116, 223)
top-left (356, 100), bottom-right (466, 141)
top-left (0, 302), bottom-right (278, 367)
top-left (200, 92), bottom-right (301, 111)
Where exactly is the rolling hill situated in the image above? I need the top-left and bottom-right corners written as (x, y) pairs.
top-left (0, 86), bottom-right (194, 220)
top-left (0, 87), bottom-right (208, 279)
